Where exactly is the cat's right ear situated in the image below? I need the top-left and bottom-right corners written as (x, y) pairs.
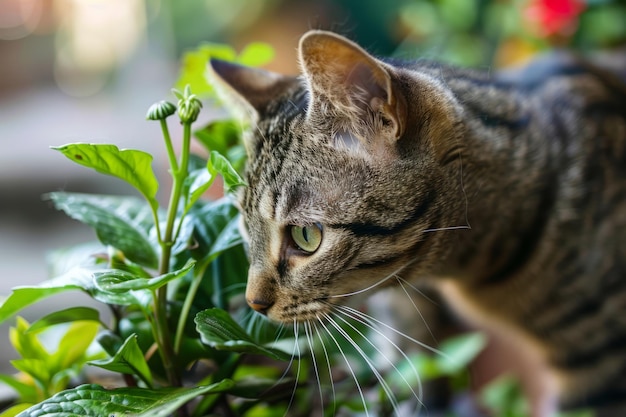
top-left (208, 59), bottom-right (292, 121)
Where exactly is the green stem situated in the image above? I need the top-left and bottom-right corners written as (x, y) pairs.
top-left (191, 354), bottom-right (242, 417)
top-left (173, 267), bottom-right (204, 355)
top-left (154, 121), bottom-right (192, 387)
top-left (160, 119), bottom-right (179, 174)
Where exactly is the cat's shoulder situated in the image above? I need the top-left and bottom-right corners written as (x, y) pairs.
top-left (496, 49), bottom-right (626, 91)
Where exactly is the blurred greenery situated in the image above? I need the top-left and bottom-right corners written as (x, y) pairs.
top-left (160, 0), bottom-right (626, 70)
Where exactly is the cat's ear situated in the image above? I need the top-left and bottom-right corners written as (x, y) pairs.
top-left (208, 59), bottom-right (294, 120)
top-left (299, 31), bottom-right (407, 143)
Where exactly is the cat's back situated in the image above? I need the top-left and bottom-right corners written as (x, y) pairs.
top-left (410, 50), bottom-right (626, 415)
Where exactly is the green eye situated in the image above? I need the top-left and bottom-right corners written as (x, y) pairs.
top-left (290, 224), bottom-right (323, 253)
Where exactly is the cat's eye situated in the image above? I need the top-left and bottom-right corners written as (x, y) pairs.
top-left (290, 224), bottom-right (323, 253)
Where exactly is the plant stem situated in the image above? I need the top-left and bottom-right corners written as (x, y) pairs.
top-left (173, 267), bottom-right (204, 355)
top-left (154, 121), bottom-right (192, 387)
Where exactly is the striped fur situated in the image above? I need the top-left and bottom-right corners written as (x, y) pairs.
top-left (210, 31), bottom-right (626, 416)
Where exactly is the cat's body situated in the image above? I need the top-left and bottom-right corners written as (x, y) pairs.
top-left (210, 31), bottom-right (626, 416)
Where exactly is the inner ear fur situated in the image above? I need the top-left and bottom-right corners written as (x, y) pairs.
top-left (298, 30), bottom-right (406, 141)
top-left (208, 59), bottom-right (296, 118)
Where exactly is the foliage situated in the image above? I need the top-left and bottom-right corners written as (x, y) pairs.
top-left (395, 0), bottom-right (626, 67)
top-left (0, 43), bottom-right (270, 416)
top-left (0, 39), bottom-right (593, 417)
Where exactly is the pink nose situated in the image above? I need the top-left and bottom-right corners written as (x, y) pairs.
top-left (247, 298), bottom-right (273, 315)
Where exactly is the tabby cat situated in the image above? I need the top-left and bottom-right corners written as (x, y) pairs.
top-left (209, 30), bottom-right (626, 417)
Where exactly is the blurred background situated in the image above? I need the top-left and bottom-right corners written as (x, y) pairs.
top-left (0, 0), bottom-right (624, 380)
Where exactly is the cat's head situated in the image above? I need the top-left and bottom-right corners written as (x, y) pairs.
top-left (210, 31), bottom-right (463, 323)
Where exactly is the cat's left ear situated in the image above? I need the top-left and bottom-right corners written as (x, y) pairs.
top-left (208, 59), bottom-right (296, 120)
top-left (208, 59), bottom-right (298, 156)
top-left (299, 31), bottom-right (407, 142)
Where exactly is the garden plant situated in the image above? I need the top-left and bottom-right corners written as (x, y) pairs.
top-left (0, 40), bottom-right (590, 417)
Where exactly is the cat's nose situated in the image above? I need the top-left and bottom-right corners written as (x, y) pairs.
top-left (247, 298), bottom-right (274, 315)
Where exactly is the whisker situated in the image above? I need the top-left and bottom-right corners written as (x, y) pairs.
top-left (304, 321), bottom-right (325, 414)
top-left (421, 225), bottom-right (471, 233)
top-left (284, 320), bottom-right (302, 417)
top-left (274, 321), bottom-right (289, 343)
top-left (323, 312), bottom-right (401, 416)
top-left (317, 315), bottom-right (371, 417)
top-left (338, 304), bottom-right (449, 359)
top-left (393, 276), bottom-right (440, 305)
top-left (251, 320), bottom-right (297, 415)
top-left (331, 304), bottom-right (425, 411)
top-left (396, 277), bottom-right (437, 344)
top-left (329, 260), bottom-right (417, 299)
top-left (312, 320), bottom-right (337, 416)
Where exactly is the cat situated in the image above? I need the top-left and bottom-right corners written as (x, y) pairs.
top-left (209, 30), bottom-right (626, 417)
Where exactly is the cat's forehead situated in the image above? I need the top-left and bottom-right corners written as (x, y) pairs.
top-left (241, 121), bottom-right (370, 224)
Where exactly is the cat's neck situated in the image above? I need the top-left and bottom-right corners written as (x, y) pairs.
top-left (433, 72), bottom-right (575, 288)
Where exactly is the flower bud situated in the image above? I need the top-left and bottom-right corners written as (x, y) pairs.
top-left (146, 100), bottom-right (176, 121)
top-left (172, 85), bottom-right (203, 123)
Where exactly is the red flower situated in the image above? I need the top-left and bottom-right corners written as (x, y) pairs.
top-left (524, 0), bottom-right (586, 38)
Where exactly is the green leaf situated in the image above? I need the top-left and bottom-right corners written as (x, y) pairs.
top-left (479, 375), bottom-right (527, 417)
top-left (195, 308), bottom-right (292, 361)
top-left (0, 284), bottom-right (80, 326)
top-left (202, 215), bottom-right (243, 266)
top-left (208, 151), bottom-right (246, 191)
top-left (435, 332), bottom-right (486, 375)
top-left (0, 266), bottom-right (146, 326)
top-left (89, 334), bottom-right (153, 388)
top-left (10, 359), bottom-right (51, 389)
top-left (189, 198), bottom-right (240, 258)
top-left (52, 321), bottom-right (101, 371)
top-left (237, 42), bottom-right (275, 67)
top-left (0, 404), bottom-right (32, 417)
top-left (184, 167), bottom-right (215, 213)
top-left (16, 381), bottom-right (235, 417)
top-left (193, 119), bottom-right (240, 156)
top-left (52, 144), bottom-right (159, 208)
top-left (27, 307), bottom-right (101, 334)
top-left (227, 376), bottom-right (296, 399)
top-left (46, 242), bottom-right (106, 277)
top-left (47, 193), bottom-right (159, 268)
top-left (176, 43), bottom-right (238, 98)
top-left (9, 317), bottom-right (50, 361)
top-left (94, 262), bottom-right (194, 293)
top-left (0, 374), bottom-right (39, 403)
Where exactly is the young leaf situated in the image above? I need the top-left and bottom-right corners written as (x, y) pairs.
top-left (94, 262), bottom-right (194, 293)
top-left (195, 308), bottom-right (292, 361)
top-left (9, 318), bottom-right (49, 361)
top-left (16, 381), bottom-right (235, 417)
top-left (208, 151), bottom-right (246, 191)
top-left (193, 119), bottom-right (240, 156)
top-left (52, 144), bottom-right (159, 210)
top-left (0, 373), bottom-right (38, 403)
top-left (183, 167), bottom-right (215, 213)
top-left (237, 42), bottom-right (275, 67)
top-left (10, 359), bottom-right (51, 390)
top-left (435, 332), bottom-right (486, 375)
top-left (47, 193), bottom-right (159, 268)
top-left (176, 43), bottom-right (238, 97)
top-left (52, 321), bottom-right (101, 371)
top-left (89, 334), bottom-right (153, 388)
top-left (26, 307), bottom-right (101, 334)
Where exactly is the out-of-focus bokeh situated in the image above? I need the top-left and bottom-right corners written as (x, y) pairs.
top-left (0, 0), bottom-right (624, 380)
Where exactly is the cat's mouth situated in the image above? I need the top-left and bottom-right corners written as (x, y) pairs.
top-left (246, 289), bottom-right (338, 324)
top-left (265, 297), bottom-right (335, 324)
